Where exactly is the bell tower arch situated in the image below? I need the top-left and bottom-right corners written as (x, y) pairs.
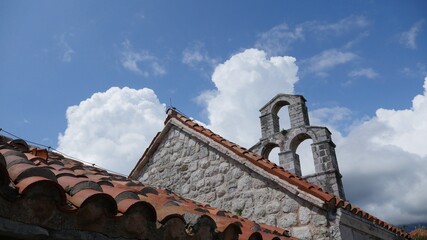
top-left (250, 94), bottom-right (345, 199)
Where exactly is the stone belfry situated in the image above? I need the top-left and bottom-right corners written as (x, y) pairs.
top-left (250, 94), bottom-right (346, 199)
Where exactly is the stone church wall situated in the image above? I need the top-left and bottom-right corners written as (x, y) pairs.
top-left (337, 209), bottom-right (405, 240)
top-left (137, 125), bottom-right (332, 239)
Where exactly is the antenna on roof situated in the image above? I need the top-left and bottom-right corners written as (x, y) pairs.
top-left (167, 97), bottom-right (176, 113)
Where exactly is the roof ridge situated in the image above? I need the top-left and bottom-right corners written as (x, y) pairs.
top-left (166, 109), bottom-right (409, 239)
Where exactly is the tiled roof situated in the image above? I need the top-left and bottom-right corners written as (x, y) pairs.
top-left (157, 109), bottom-right (410, 239)
top-left (0, 134), bottom-right (296, 240)
top-left (410, 228), bottom-right (427, 238)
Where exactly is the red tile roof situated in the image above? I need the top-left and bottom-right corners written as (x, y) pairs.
top-left (410, 228), bottom-right (427, 238)
top-left (151, 109), bottom-right (409, 239)
top-left (0, 134), bottom-right (296, 240)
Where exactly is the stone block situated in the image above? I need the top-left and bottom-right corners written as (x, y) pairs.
top-left (254, 207), bottom-right (266, 219)
top-left (237, 175), bottom-right (252, 191)
top-left (277, 213), bottom-right (297, 227)
top-left (200, 157), bottom-right (210, 169)
top-left (266, 201), bottom-right (281, 214)
top-left (298, 206), bottom-right (311, 225)
top-left (311, 214), bottom-right (327, 227)
top-left (232, 168), bottom-right (244, 179)
top-left (292, 226), bottom-right (312, 240)
top-left (282, 198), bottom-right (299, 213)
top-left (219, 162), bottom-right (229, 174)
top-left (205, 166), bottom-right (219, 177)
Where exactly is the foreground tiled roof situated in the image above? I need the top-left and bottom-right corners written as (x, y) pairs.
top-left (0, 134), bottom-right (296, 240)
top-left (148, 109), bottom-right (409, 239)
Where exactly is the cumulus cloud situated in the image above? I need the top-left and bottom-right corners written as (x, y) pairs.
top-left (305, 49), bottom-right (357, 76)
top-left (335, 77), bottom-right (427, 223)
top-left (400, 19), bottom-right (425, 49)
top-left (348, 68), bottom-right (379, 79)
top-left (198, 48), bottom-right (299, 148)
top-left (199, 48), bottom-right (427, 224)
top-left (120, 39), bottom-right (166, 77)
top-left (58, 87), bottom-right (165, 174)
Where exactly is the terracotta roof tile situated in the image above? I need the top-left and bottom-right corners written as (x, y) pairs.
top-left (410, 228), bottom-right (427, 238)
top-left (165, 109), bottom-right (410, 239)
top-left (0, 136), bottom-right (295, 240)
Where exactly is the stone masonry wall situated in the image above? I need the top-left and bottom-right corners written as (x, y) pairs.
top-left (337, 209), bottom-right (406, 240)
top-left (137, 126), bottom-right (331, 240)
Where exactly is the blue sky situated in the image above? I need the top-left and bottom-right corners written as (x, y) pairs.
top-left (1, 0), bottom-right (427, 226)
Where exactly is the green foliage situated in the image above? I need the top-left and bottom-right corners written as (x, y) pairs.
top-left (235, 208), bottom-right (243, 216)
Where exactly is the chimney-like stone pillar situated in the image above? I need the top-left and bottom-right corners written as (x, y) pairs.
top-left (260, 113), bottom-right (280, 139)
top-left (279, 151), bottom-right (301, 176)
top-left (289, 101), bottom-right (310, 128)
top-left (312, 141), bottom-right (338, 173)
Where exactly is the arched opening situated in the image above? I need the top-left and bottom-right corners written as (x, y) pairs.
top-left (288, 133), bottom-right (315, 176)
top-left (277, 106), bottom-right (291, 131)
top-left (296, 139), bottom-right (315, 176)
top-left (271, 101), bottom-right (291, 131)
top-left (268, 147), bottom-right (280, 165)
top-left (261, 143), bottom-right (280, 165)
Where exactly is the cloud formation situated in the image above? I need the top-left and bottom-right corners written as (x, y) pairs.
top-left (182, 42), bottom-right (218, 67)
top-left (182, 42), bottom-right (219, 76)
top-left (349, 68), bottom-right (379, 79)
top-left (308, 15), bottom-right (369, 34)
top-left (198, 48), bottom-right (299, 147)
top-left (255, 15), bottom-right (369, 55)
top-left (305, 49), bottom-right (357, 76)
top-left (255, 23), bottom-right (304, 55)
top-left (400, 19), bottom-right (425, 49)
top-left (198, 49), bottom-right (427, 224)
top-left (56, 47), bottom-right (426, 225)
top-left (334, 78), bottom-right (427, 224)
top-left (120, 39), bottom-right (166, 77)
top-left (58, 87), bottom-right (165, 174)
top-left (58, 33), bottom-right (75, 63)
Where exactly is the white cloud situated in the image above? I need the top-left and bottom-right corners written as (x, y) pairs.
top-left (310, 77), bottom-right (427, 225)
top-left (58, 87), bottom-right (165, 174)
top-left (349, 68), bottom-right (379, 79)
top-left (255, 15), bottom-right (369, 55)
top-left (199, 48), bottom-right (427, 224)
top-left (255, 23), bottom-right (304, 55)
top-left (120, 39), bottom-right (166, 77)
top-left (400, 19), bottom-right (425, 49)
top-left (182, 42), bottom-right (219, 75)
top-left (402, 62), bottom-right (427, 78)
top-left (308, 15), bottom-right (369, 34)
top-left (58, 33), bottom-right (74, 63)
top-left (310, 107), bottom-right (353, 131)
top-left (306, 49), bottom-right (357, 76)
top-left (198, 48), bottom-right (299, 148)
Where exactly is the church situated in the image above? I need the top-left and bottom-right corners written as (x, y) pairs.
top-left (130, 94), bottom-right (408, 240)
top-left (0, 94), bottom-right (411, 239)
